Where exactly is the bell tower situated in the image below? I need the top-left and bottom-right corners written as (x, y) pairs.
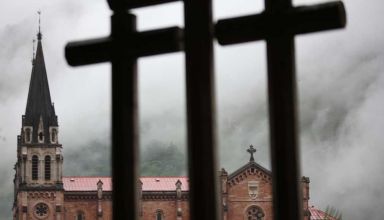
top-left (13, 13), bottom-right (64, 220)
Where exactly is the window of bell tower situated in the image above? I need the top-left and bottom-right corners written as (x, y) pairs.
top-left (45, 155), bottom-right (51, 180)
top-left (32, 155), bottom-right (38, 180)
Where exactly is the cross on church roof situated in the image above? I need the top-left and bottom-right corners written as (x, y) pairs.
top-left (247, 145), bottom-right (256, 162)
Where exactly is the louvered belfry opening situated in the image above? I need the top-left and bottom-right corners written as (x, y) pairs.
top-left (65, 0), bottom-right (346, 220)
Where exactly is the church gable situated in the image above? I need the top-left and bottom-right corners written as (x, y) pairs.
top-left (222, 146), bottom-right (274, 220)
top-left (224, 146), bottom-right (273, 201)
top-left (227, 161), bottom-right (272, 201)
top-left (228, 161), bottom-right (272, 186)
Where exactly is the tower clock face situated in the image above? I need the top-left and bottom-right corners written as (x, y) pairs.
top-left (34, 203), bottom-right (49, 219)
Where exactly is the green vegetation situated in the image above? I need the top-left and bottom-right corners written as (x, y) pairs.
top-left (64, 140), bottom-right (111, 176)
top-left (64, 140), bottom-right (186, 176)
top-left (140, 143), bottom-right (186, 176)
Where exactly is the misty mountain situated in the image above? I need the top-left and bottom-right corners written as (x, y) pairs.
top-left (63, 140), bottom-right (186, 177)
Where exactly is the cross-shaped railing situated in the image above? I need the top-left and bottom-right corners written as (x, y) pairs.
top-left (65, 0), bottom-right (346, 219)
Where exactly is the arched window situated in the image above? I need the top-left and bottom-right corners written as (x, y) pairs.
top-left (32, 155), bottom-right (38, 180)
top-left (76, 211), bottom-right (85, 220)
top-left (246, 206), bottom-right (264, 220)
top-left (155, 210), bottom-right (164, 220)
top-left (44, 156), bottom-right (51, 180)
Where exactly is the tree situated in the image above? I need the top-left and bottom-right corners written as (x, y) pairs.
top-left (140, 143), bottom-right (186, 176)
top-left (324, 206), bottom-right (342, 220)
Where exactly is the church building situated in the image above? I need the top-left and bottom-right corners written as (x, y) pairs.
top-left (12, 31), bottom-right (335, 220)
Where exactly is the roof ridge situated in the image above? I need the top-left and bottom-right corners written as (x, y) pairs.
top-left (63, 176), bottom-right (111, 178)
top-left (228, 161), bottom-right (272, 180)
top-left (63, 176), bottom-right (189, 178)
top-left (141, 176), bottom-right (188, 178)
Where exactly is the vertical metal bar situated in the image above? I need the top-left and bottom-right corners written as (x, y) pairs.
top-left (267, 35), bottom-right (302, 220)
top-left (184, 1), bottom-right (219, 220)
top-left (111, 12), bottom-right (139, 220)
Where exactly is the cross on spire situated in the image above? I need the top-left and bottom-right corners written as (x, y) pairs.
top-left (247, 145), bottom-right (256, 162)
top-left (37, 10), bottom-right (42, 40)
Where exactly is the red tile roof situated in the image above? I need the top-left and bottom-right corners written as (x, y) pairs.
top-left (141, 177), bottom-right (188, 191)
top-left (63, 176), bottom-right (189, 192)
top-left (309, 206), bottom-right (337, 220)
top-left (63, 176), bottom-right (112, 191)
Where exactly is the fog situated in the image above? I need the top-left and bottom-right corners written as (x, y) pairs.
top-left (1, 0), bottom-right (383, 219)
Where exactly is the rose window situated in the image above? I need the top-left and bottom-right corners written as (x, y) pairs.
top-left (247, 206), bottom-right (264, 220)
top-left (34, 203), bottom-right (49, 218)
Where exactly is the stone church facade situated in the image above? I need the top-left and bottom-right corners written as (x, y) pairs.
top-left (12, 33), bottom-right (333, 220)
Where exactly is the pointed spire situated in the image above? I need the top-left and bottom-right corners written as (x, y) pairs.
top-left (24, 19), bottom-right (57, 144)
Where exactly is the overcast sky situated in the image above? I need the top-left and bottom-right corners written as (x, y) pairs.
top-left (1, 0), bottom-right (384, 219)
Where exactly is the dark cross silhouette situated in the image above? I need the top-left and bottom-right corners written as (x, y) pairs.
top-left (216, 1), bottom-right (346, 220)
top-left (66, 2), bottom-right (182, 220)
top-left (65, 0), bottom-right (218, 220)
top-left (247, 145), bottom-right (257, 162)
top-left (65, 0), bottom-right (346, 219)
